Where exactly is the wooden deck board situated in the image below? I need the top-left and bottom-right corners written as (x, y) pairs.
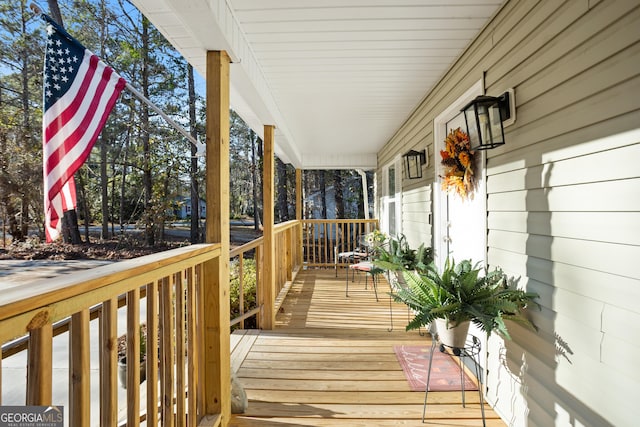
top-left (230, 269), bottom-right (506, 427)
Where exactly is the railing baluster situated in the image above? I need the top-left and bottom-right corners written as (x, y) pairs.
top-left (100, 297), bottom-right (118, 426)
top-left (255, 246), bottom-right (262, 330)
top-left (160, 276), bottom-right (175, 427)
top-left (126, 288), bottom-right (141, 427)
top-left (186, 266), bottom-right (198, 426)
top-left (147, 281), bottom-right (159, 425)
top-left (175, 272), bottom-right (186, 424)
top-left (27, 322), bottom-right (52, 405)
top-left (70, 309), bottom-right (90, 425)
top-left (239, 254), bottom-right (245, 329)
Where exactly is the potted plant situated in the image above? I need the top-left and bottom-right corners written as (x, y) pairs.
top-left (386, 257), bottom-right (539, 348)
top-left (374, 234), bottom-right (433, 274)
top-left (373, 234), bottom-right (433, 292)
top-left (118, 324), bottom-right (147, 388)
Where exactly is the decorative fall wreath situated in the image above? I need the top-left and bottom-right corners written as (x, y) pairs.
top-left (440, 127), bottom-right (476, 199)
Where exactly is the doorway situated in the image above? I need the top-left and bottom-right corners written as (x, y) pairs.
top-left (433, 79), bottom-right (487, 269)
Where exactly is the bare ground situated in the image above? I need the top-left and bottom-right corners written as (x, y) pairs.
top-left (0, 224), bottom-right (262, 260)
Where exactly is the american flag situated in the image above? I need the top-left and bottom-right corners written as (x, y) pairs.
top-left (42, 15), bottom-right (126, 242)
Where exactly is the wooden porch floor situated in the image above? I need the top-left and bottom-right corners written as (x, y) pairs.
top-left (230, 268), bottom-right (507, 427)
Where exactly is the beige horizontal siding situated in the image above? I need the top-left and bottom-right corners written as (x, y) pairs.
top-left (377, 0), bottom-right (640, 425)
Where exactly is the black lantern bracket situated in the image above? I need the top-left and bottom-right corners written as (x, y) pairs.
top-left (501, 88), bottom-right (516, 127)
top-left (402, 149), bottom-right (427, 179)
top-left (476, 88), bottom-right (516, 127)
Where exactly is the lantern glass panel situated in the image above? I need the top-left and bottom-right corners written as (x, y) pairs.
top-left (463, 108), bottom-right (476, 147)
top-left (488, 104), bottom-right (505, 146)
top-left (406, 156), bottom-right (419, 178)
top-left (477, 104), bottom-right (491, 147)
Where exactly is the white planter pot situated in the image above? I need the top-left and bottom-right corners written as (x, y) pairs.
top-left (435, 318), bottom-right (470, 349)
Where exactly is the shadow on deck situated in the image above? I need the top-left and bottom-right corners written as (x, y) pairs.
top-left (230, 269), bottom-right (507, 426)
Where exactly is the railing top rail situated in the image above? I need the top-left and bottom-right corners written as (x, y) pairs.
top-left (229, 236), bottom-right (264, 257)
top-left (273, 219), bottom-right (301, 231)
top-left (302, 219), bottom-right (378, 224)
top-left (0, 243), bottom-right (221, 323)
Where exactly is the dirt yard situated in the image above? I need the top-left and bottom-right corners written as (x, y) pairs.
top-left (0, 223), bottom-right (262, 260)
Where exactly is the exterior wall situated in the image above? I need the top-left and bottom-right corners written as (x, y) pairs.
top-left (377, 1), bottom-right (640, 426)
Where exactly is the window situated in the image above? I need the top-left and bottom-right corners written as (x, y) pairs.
top-left (381, 158), bottom-right (402, 237)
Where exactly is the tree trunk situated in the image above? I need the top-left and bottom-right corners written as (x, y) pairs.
top-left (319, 171), bottom-right (327, 219)
top-left (251, 130), bottom-right (261, 231)
top-left (100, 137), bottom-right (109, 239)
top-left (141, 16), bottom-right (154, 246)
top-left (77, 170), bottom-right (90, 243)
top-left (276, 158), bottom-right (288, 221)
top-left (119, 106), bottom-right (134, 234)
top-left (99, 0), bottom-right (109, 240)
top-left (256, 136), bottom-right (264, 228)
top-left (46, 0), bottom-right (64, 26)
top-left (334, 170), bottom-right (344, 219)
top-left (187, 64), bottom-right (200, 243)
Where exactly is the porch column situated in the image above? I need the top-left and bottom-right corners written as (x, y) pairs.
top-left (296, 168), bottom-right (303, 266)
top-left (203, 50), bottom-right (231, 422)
top-left (261, 125), bottom-right (276, 330)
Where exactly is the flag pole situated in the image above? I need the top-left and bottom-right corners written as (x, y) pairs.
top-left (124, 82), bottom-right (200, 149)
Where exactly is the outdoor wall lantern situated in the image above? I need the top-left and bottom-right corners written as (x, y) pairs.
top-left (402, 149), bottom-right (426, 179)
top-left (461, 89), bottom-right (515, 150)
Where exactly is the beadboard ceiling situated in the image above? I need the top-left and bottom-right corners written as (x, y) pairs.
top-left (130, 0), bottom-right (504, 169)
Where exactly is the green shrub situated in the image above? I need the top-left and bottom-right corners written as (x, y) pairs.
top-left (229, 257), bottom-right (258, 328)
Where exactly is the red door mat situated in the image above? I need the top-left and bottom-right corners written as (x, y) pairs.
top-left (393, 345), bottom-right (478, 392)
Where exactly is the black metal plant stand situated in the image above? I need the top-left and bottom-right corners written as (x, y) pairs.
top-left (422, 332), bottom-right (486, 426)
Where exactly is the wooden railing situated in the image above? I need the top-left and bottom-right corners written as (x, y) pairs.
top-left (0, 218), bottom-right (370, 426)
top-left (0, 244), bottom-right (223, 427)
top-left (229, 220), bottom-right (302, 329)
top-left (302, 219), bottom-right (379, 268)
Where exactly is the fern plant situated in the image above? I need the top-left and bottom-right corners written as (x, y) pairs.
top-left (373, 234), bottom-right (433, 274)
top-left (389, 257), bottom-right (539, 340)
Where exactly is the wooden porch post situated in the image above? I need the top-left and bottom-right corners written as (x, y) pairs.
top-left (203, 50), bottom-right (231, 423)
top-left (261, 125), bottom-right (276, 330)
top-left (296, 169), bottom-right (303, 266)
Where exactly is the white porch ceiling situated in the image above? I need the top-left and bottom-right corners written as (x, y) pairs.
top-left (130, 0), bottom-right (504, 169)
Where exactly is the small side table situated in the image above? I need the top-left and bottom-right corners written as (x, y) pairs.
top-left (422, 333), bottom-right (486, 426)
